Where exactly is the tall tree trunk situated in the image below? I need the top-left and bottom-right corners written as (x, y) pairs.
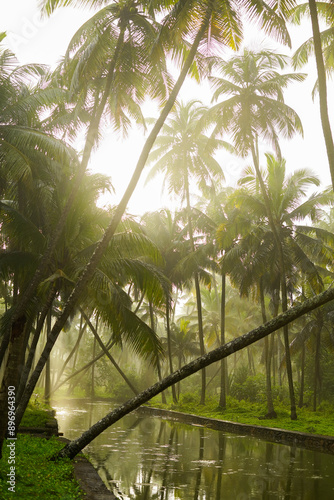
top-left (250, 142), bottom-right (297, 420)
top-left (54, 284), bottom-right (334, 461)
top-left (185, 179), bottom-right (206, 405)
top-left (49, 338), bottom-right (116, 398)
top-left (16, 287), bottom-right (57, 403)
top-left (44, 309), bottom-right (52, 405)
top-left (79, 309), bottom-right (138, 397)
top-left (313, 314), bottom-right (323, 411)
top-left (149, 302), bottom-right (166, 404)
top-left (14, 13), bottom-right (213, 431)
top-left (55, 311), bottom-right (89, 388)
top-left (0, 315), bottom-right (27, 457)
top-left (308, 0), bottom-right (334, 190)
top-left (219, 273), bottom-right (227, 409)
top-left (260, 280), bottom-right (276, 418)
top-left (166, 301), bottom-right (178, 403)
top-left (298, 341), bottom-right (306, 408)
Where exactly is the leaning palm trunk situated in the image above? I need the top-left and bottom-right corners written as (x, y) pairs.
top-left (8, 26), bottom-right (128, 332)
top-left (308, 0), bottom-right (334, 190)
top-left (13, 10), bottom-right (215, 434)
top-left (54, 284), bottom-right (334, 460)
top-left (250, 142), bottom-right (297, 420)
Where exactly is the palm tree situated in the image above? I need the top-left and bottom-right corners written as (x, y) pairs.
top-left (142, 209), bottom-right (187, 403)
top-left (12, 0), bottom-right (295, 453)
top-left (146, 99), bottom-right (227, 404)
top-left (209, 49), bottom-right (307, 419)
top-left (290, 1), bottom-right (334, 189)
top-left (11, 0), bottom-right (171, 328)
top-left (55, 283), bottom-right (334, 460)
top-left (231, 155), bottom-right (330, 417)
top-left (12, 0), bottom-right (244, 427)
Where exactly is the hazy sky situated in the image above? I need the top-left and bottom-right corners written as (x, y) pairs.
top-left (1, 1), bottom-right (333, 214)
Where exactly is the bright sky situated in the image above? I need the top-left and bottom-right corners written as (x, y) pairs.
top-left (1, 1), bottom-right (333, 215)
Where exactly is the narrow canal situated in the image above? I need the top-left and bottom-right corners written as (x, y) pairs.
top-left (53, 399), bottom-right (334, 499)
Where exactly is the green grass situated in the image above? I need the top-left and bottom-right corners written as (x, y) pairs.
top-left (148, 395), bottom-right (334, 437)
top-left (0, 434), bottom-right (84, 499)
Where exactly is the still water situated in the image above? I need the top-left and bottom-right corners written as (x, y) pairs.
top-left (53, 399), bottom-right (334, 499)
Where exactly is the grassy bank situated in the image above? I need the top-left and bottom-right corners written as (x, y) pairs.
top-left (0, 404), bottom-right (84, 499)
top-left (148, 395), bottom-right (334, 437)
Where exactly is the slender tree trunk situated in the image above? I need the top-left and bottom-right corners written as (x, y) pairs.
top-left (16, 287), bottom-right (57, 403)
top-left (219, 273), bottom-right (227, 409)
top-left (149, 302), bottom-right (166, 404)
top-left (44, 309), bottom-right (52, 405)
top-left (79, 309), bottom-right (138, 397)
top-left (260, 280), bottom-right (276, 418)
top-left (308, 0), bottom-right (334, 190)
top-left (166, 301), bottom-right (178, 403)
top-left (55, 312), bottom-right (89, 388)
top-left (185, 179), bottom-right (206, 405)
top-left (298, 342), bottom-right (305, 408)
top-left (313, 315), bottom-right (323, 411)
top-left (53, 284), bottom-right (334, 461)
top-left (49, 337), bottom-right (116, 397)
top-left (0, 315), bottom-right (26, 457)
top-left (14, 6), bottom-right (216, 430)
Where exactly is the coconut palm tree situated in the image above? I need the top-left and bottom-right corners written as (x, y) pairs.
top-left (55, 284), bottom-right (334, 460)
top-left (229, 155), bottom-right (331, 417)
top-left (12, 0), bottom-right (296, 455)
top-left (141, 209), bottom-right (188, 403)
top-left (209, 49), bottom-right (307, 419)
top-left (146, 99), bottom-right (228, 404)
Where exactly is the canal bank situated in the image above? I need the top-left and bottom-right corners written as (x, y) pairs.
top-left (13, 408), bottom-right (116, 499)
top-left (53, 398), bottom-right (334, 499)
top-left (136, 406), bottom-right (334, 455)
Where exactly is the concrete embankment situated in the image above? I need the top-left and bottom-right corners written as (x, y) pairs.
top-left (136, 406), bottom-right (334, 455)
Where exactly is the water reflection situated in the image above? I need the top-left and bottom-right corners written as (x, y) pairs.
top-left (53, 399), bottom-right (334, 499)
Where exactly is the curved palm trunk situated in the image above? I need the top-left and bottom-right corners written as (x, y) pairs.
top-left (250, 142), bottom-right (297, 420)
top-left (308, 0), bottom-right (334, 190)
top-left (14, 11), bottom-right (213, 432)
top-left (54, 284), bottom-right (334, 461)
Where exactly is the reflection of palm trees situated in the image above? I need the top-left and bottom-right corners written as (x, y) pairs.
top-left (193, 428), bottom-right (205, 500)
top-left (215, 432), bottom-right (227, 500)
